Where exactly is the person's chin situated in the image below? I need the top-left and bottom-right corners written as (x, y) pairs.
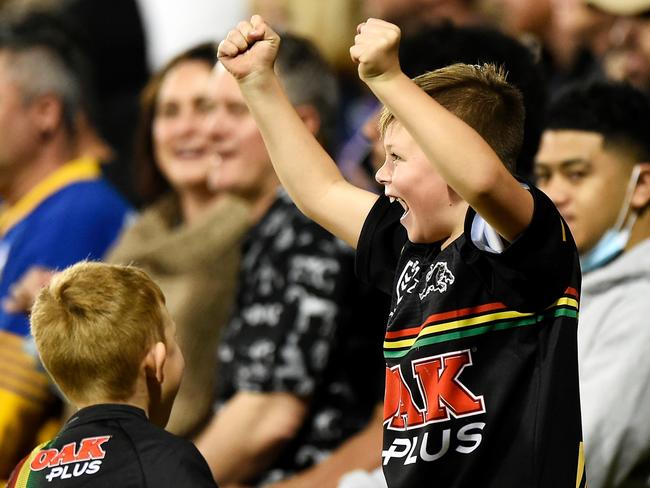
top-left (405, 226), bottom-right (423, 244)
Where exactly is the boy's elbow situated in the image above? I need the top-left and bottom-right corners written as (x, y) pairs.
top-left (466, 167), bottom-right (501, 202)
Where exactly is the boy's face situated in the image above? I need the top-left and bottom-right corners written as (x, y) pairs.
top-left (150, 304), bottom-right (185, 427)
top-left (376, 122), bottom-right (456, 243)
top-left (534, 129), bottom-right (635, 254)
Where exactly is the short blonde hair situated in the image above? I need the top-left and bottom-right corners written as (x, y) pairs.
top-left (31, 261), bottom-right (166, 404)
top-left (379, 63), bottom-right (524, 172)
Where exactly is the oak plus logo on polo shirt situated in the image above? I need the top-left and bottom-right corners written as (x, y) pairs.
top-left (382, 350), bottom-right (486, 466)
top-left (30, 436), bottom-right (111, 482)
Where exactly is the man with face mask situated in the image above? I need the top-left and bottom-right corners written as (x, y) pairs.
top-left (535, 80), bottom-right (650, 488)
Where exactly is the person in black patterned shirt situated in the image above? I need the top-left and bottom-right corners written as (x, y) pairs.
top-left (194, 34), bottom-right (387, 486)
top-left (215, 14), bottom-right (585, 488)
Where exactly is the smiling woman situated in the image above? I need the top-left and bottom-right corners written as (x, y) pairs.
top-left (152, 60), bottom-right (218, 201)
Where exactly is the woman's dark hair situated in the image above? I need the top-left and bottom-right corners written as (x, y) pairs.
top-left (135, 42), bottom-right (218, 205)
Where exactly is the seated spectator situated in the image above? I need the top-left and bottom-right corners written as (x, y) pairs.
top-left (105, 43), bottom-right (250, 437)
top-left (194, 33), bottom-right (387, 486)
top-left (534, 80), bottom-right (650, 488)
top-left (6, 262), bottom-right (217, 487)
top-left (0, 13), bottom-right (131, 478)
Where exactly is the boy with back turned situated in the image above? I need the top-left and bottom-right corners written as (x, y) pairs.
top-left (217, 15), bottom-right (585, 487)
top-left (7, 262), bottom-right (217, 487)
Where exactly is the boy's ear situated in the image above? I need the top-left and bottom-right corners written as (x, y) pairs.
top-left (144, 342), bottom-right (167, 384)
top-left (295, 104), bottom-right (321, 137)
top-left (631, 163), bottom-right (650, 210)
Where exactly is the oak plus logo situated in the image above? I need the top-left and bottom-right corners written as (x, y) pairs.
top-left (382, 350), bottom-right (486, 466)
top-left (30, 436), bottom-right (110, 482)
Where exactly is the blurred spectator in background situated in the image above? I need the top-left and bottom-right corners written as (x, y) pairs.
top-left (587, 0), bottom-right (650, 90)
top-left (535, 80), bottom-right (650, 488)
top-left (0, 12), bottom-right (131, 479)
top-left (4, 42), bottom-right (251, 441)
top-left (479, 0), bottom-right (608, 90)
top-left (105, 43), bottom-right (251, 438)
top-left (551, 0), bottom-right (614, 60)
top-left (361, 0), bottom-right (485, 32)
top-left (1, 0), bottom-right (149, 205)
top-left (2, 0), bottom-right (251, 206)
top-left (195, 33), bottom-right (387, 487)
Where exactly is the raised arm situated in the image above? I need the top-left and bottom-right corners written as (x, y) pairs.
top-left (217, 16), bottom-right (377, 248)
top-left (350, 19), bottom-right (533, 242)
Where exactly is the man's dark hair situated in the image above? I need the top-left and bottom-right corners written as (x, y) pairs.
top-left (398, 22), bottom-right (547, 178)
top-left (0, 11), bottom-right (95, 136)
top-left (546, 80), bottom-right (650, 161)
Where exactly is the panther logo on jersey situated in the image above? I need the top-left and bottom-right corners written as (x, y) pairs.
top-left (419, 262), bottom-right (455, 300)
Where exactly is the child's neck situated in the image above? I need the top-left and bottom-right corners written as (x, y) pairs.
top-left (74, 375), bottom-right (153, 418)
top-left (440, 203), bottom-right (469, 249)
top-left (441, 228), bottom-right (464, 250)
top-left (74, 398), bottom-right (150, 417)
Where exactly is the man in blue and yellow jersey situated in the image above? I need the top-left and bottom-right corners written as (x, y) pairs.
top-left (0, 14), bottom-right (131, 480)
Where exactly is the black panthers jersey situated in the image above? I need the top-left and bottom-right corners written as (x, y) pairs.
top-left (356, 185), bottom-right (586, 488)
top-left (7, 404), bottom-right (217, 487)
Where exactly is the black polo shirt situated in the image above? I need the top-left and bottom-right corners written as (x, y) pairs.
top-left (8, 403), bottom-right (217, 487)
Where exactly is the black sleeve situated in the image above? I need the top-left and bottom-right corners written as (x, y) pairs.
top-left (461, 184), bottom-right (579, 311)
top-left (355, 195), bottom-right (408, 295)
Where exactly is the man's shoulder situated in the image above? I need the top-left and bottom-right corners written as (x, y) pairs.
top-left (25, 179), bottom-right (132, 235)
top-left (46, 178), bottom-right (132, 215)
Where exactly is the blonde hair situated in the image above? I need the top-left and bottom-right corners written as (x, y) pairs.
top-left (31, 261), bottom-right (166, 404)
top-left (379, 63), bottom-right (525, 172)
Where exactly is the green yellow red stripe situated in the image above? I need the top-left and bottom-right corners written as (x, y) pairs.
top-left (7, 441), bottom-right (49, 488)
top-left (384, 288), bottom-right (579, 358)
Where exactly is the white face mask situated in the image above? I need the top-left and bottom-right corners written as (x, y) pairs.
top-left (580, 165), bottom-right (642, 273)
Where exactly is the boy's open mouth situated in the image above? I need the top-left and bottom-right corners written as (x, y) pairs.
top-left (389, 196), bottom-right (410, 220)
